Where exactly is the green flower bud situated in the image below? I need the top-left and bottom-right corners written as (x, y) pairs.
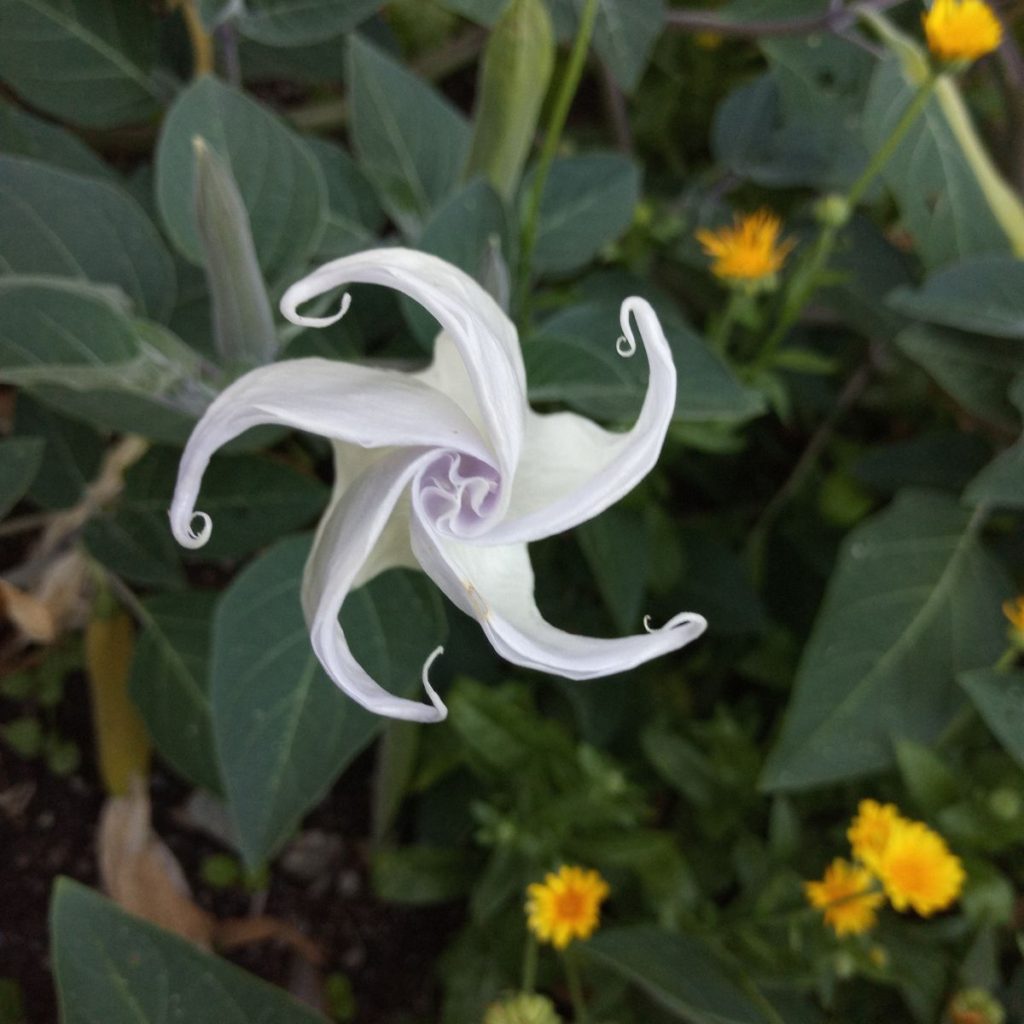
top-left (484, 993), bottom-right (563, 1024)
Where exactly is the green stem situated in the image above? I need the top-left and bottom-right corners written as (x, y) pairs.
top-left (754, 72), bottom-right (938, 372)
top-left (521, 936), bottom-right (539, 993)
top-left (711, 288), bottom-right (745, 356)
top-left (562, 948), bottom-right (589, 1024)
top-left (996, 645), bottom-right (1019, 673)
top-left (517, 0), bottom-right (600, 320)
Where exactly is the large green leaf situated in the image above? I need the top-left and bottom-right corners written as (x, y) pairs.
top-left (129, 592), bottom-right (221, 793)
top-left (0, 99), bottom-right (115, 180)
top-left (889, 254), bottom-right (1024, 339)
top-left (897, 323), bottom-right (1024, 432)
top-left (307, 137), bottom-right (385, 259)
top-left (0, 279), bottom-right (206, 441)
top-left (960, 669), bottom-right (1024, 771)
top-left (964, 376), bottom-right (1024, 509)
top-left (156, 76), bottom-right (326, 282)
top-left (121, 445), bottom-right (328, 560)
top-left (83, 509), bottom-right (186, 589)
top-left (0, 0), bottom-right (163, 128)
top-left (577, 506), bottom-right (649, 633)
top-left (347, 34), bottom-right (470, 237)
top-left (0, 155), bottom-right (176, 321)
top-left (0, 436), bottom-right (44, 520)
top-left (863, 56), bottom-right (1010, 269)
top-left (236, 0), bottom-right (384, 45)
top-left (51, 879), bottom-right (326, 1024)
top-left (403, 179), bottom-right (511, 347)
top-left (525, 291), bottom-right (763, 424)
top-left (525, 154), bottom-right (639, 277)
top-left (211, 536), bottom-right (446, 866)
top-left (761, 491), bottom-right (1008, 791)
top-left (585, 926), bottom-right (771, 1024)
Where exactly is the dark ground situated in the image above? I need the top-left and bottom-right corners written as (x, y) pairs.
top-left (1, 666), bottom-right (463, 1024)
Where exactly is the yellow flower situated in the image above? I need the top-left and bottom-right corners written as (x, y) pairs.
top-left (525, 865), bottom-right (609, 949)
top-left (1004, 596), bottom-right (1024, 642)
top-left (696, 210), bottom-right (795, 287)
top-left (847, 799), bottom-right (905, 874)
top-left (923, 0), bottom-right (1002, 63)
top-left (876, 819), bottom-right (965, 916)
top-left (804, 858), bottom-right (884, 937)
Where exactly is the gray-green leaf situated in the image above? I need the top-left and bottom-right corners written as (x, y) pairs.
top-left (129, 592), bottom-right (221, 793)
top-left (0, 0), bottom-right (163, 128)
top-left (51, 878), bottom-right (326, 1024)
top-left (0, 155), bottom-right (177, 321)
top-left (348, 34), bottom-right (470, 237)
top-left (0, 436), bottom-right (44, 520)
top-left (960, 669), bottom-right (1024, 771)
top-left (211, 536), bottom-right (446, 866)
top-left (156, 76), bottom-right (327, 283)
top-left (761, 490), bottom-right (1009, 792)
top-left (237, 0), bottom-right (384, 46)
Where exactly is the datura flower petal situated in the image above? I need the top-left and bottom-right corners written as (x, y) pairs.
top-left (170, 247), bottom-right (706, 721)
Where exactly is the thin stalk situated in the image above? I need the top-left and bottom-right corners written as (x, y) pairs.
top-left (562, 948), bottom-right (589, 1024)
top-left (517, 0), bottom-right (600, 319)
top-left (710, 288), bottom-right (745, 356)
top-left (996, 646), bottom-right (1019, 673)
top-left (521, 936), bottom-right (539, 993)
top-left (177, 0), bottom-right (215, 78)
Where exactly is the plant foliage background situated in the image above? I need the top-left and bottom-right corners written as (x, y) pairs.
top-left (1, 0), bottom-right (1023, 1021)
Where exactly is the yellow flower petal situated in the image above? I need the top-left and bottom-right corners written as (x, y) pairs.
top-left (696, 209), bottom-right (795, 286)
top-left (525, 865), bottom-right (609, 949)
top-left (847, 798), bottom-right (905, 874)
top-left (923, 0), bottom-right (1002, 63)
top-left (804, 858), bottom-right (884, 937)
top-left (877, 819), bottom-right (965, 916)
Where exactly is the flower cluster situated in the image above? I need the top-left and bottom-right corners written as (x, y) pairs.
top-left (805, 799), bottom-right (965, 936)
top-left (923, 0), bottom-right (1002, 64)
top-left (696, 209), bottom-right (795, 290)
top-left (525, 865), bottom-right (609, 950)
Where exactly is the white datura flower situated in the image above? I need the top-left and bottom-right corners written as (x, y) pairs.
top-left (169, 248), bottom-right (707, 722)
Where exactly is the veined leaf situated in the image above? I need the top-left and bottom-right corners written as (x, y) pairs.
top-left (0, 155), bottom-right (177, 321)
top-left (964, 378), bottom-right (1024, 509)
top-left (960, 669), bottom-right (1024, 771)
top-left (51, 879), bottom-right (325, 1024)
top-left (236, 0), bottom-right (384, 46)
top-left (761, 490), bottom-right (1008, 792)
top-left (347, 34), bottom-right (470, 237)
top-left (0, 99), bottom-right (115, 180)
top-left (211, 537), bottom-right (446, 866)
top-left (0, 0), bottom-right (163, 128)
top-left (0, 437), bottom-right (44, 520)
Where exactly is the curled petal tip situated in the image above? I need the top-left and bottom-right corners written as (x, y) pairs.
top-left (281, 287), bottom-right (353, 329)
top-left (644, 611), bottom-right (708, 638)
top-left (421, 645), bottom-right (448, 721)
top-left (616, 333), bottom-right (636, 358)
top-left (174, 510), bottom-right (212, 550)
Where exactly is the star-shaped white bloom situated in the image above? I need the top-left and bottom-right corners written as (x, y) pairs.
top-left (169, 248), bottom-right (706, 722)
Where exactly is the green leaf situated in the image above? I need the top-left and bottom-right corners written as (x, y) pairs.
top-left (192, 137), bottom-right (277, 368)
top-left (372, 846), bottom-right (478, 904)
top-left (307, 137), bottom-right (385, 259)
top-left (889, 254), bottom-right (1024, 339)
top-left (761, 491), bottom-right (1009, 792)
top-left (852, 431), bottom-right (991, 496)
top-left (156, 76), bottom-right (326, 283)
top-left (83, 509), bottom-right (185, 589)
top-left (211, 536), bottom-right (446, 866)
top-left (129, 592), bottom-right (221, 793)
top-left (897, 323), bottom-right (1024, 432)
top-left (960, 670), bottom-right (1024, 771)
top-left (0, 279), bottom-right (206, 441)
top-left (0, 0), bottom-right (163, 128)
top-left (236, 0), bottom-right (384, 45)
top-left (585, 926), bottom-right (771, 1024)
top-left (965, 378), bottom-right (1024, 508)
top-left (13, 397), bottom-right (104, 510)
top-left (0, 155), bottom-right (177, 321)
top-left (525, 292), bottom-right (763, 424)
top-left (465, 0), bottom-right (554, 200)
top-left (122, 446), bottom-right (328, 560)
top-left (0, 99), bottom-right (115, 180)
top-left (577, 506), bottom-right (649, 633)
top-left (895, 738), bottom-right (960, 815)
top-left (51, 878), bottom-right (326, 1024)
top-left (348, 34), bottom-right (470, 237)
top-left (525, 154), bottom-right (639, 277)
top-left (863, 56), bottom-right (1011, 269)
top-left (0, 437), bottom-right (44, 520)
top-left (403, 179), bottom-right (511, 347)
